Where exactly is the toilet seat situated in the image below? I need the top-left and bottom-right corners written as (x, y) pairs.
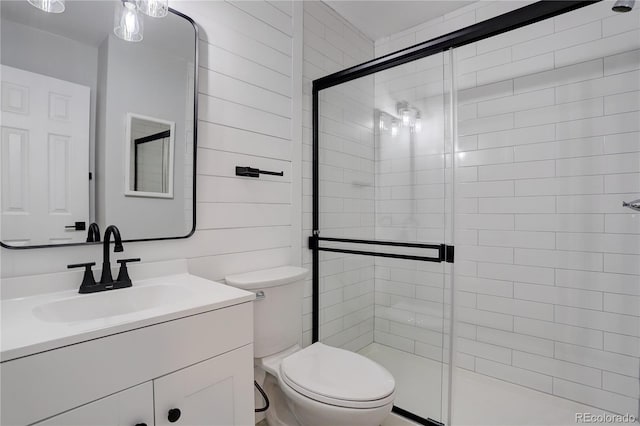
top-left (280, 343), bottom-right (395, 409)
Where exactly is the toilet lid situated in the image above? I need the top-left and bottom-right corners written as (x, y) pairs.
top-left (280, 343), bottom-right (395, 409)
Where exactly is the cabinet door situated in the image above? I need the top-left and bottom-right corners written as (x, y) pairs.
top-left (154, 344), bottom-right (254, 426)
top-left (35, 382), bottom-right (153, 426)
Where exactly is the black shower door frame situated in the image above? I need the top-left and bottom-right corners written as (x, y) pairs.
top-left (309, 2), bottom-right (599, 425)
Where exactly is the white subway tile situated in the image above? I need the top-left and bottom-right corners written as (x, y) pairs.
top-left (515, 214), bottom-right (604, 233)
top-left (477, 53), bottom-right (555, 87)
top-left (515, 98), bottom-right (603, 128)
top-left (556, 342), bottom-right (640, 378)
top-left (514, 248), bottom-right (603, 272)
top-left (458, 80), bottom-right (513, 105)
top-left (478, 124), bottom-right (556, 149)
top-left (479, 197), bottom-right (555, 214)
top-left (457, 245), bottom-right (514, 264)
top-left (605, 332), bottom-right (640, 357)
top-left (558, 194), bottom-right (640, 214)
top-left (459, 113), bottom-right (514, 136)
top-left (604, 371), bottom-right (640, 399)
top-left (515, 176), bottom-right (604, 196)
top-left (477, 327), bottom-right (554, 357)
top-left (479, 160), bottom-right (556, 181)
top-left (476, 358), bottom-right (552, 393)
top-left (555, 305), bottom-right (640, 338)
top-left (455, 275), bottom-right (514, 298)
top-left (457, 181), bottom-right (514, 198)
top-left (514, 59), bottom-right (603, 94)
top-left (553, 378), bottom-right (639, 418)
top-left (605, 214), bottom-right (640, 235)
top-left (477, 294), bottom-right (554, 321)
top-left (605, 49), bottom-right (640, 75)
top-left (515, 137), bottom-right (604, 163)
top-left (513, 351), bottom-right (602, 388)
top-left (556, 232), bottom-right (640, 255)
top-left (457, 337), bottom-right (512, 364)
top-left (479, 230), bottom-right (555, 249)
top-left (605, 293), bottom-right (640, 317)
top-left (605, 253), bottom-right (640, 275)
top-left (458, 48), bottom-right (511, 74)
top-left (555, 29), bottom-right (640, 68)
top-left (604, 132), bottom-right (640, 154)
top-left (458, 306), bottom-right (513, 331)
top-left (556, 269), bottom-right (640, 296)
top-left (515, 317), bottom-right (603, 349)
top-left (456, 147), bottom-right (514, 167)
top-left (456, 214), bottom-right (515, 230)
top-left (556, 111), bottom-right (640, 140)
top-left (374, 330), bottom-right (414, 353)
top-left (477, 88), bottom-right (555, 117)
top-left (553, 1), bottom-right (611, 31)
top-left (514, 21), bottom-right (602, 61)
top-left (605, 90), bottom-right (640, 115)
top-left (605, 173), bottom-right (640, 193)
top-left (514, 282), bottom-right (603, 310)
top-left (556, 70), bottom-right (640, 104)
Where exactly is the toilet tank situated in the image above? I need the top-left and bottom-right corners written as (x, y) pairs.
top-left (225, 266), bottom-right (309, 358)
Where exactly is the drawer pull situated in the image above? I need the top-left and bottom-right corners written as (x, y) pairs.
top-left (168, 408), bottom-right (181, 423)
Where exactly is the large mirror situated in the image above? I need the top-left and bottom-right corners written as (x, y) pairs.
top-left (0, 0), bottom-right (197, 248)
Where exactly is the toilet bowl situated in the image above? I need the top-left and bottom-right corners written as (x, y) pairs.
top-left (225, 266), bottom-right (395, 426)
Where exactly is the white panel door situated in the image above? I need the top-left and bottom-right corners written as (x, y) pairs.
top-left (34, 382), bottom-right (153, 426)
top-left (154, 344), bottom-right (255, 426)
top-left (1, 65), bottom-right (90, 245)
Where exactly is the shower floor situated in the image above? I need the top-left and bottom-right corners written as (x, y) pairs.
top-left (359, 343), bottom-right (625, 426)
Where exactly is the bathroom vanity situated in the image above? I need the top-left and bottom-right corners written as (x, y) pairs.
top-left (0, 261), bottom-right (256, 426)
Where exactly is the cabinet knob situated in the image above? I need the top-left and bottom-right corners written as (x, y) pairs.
top-left (168, 408), bottom-right (181, 423)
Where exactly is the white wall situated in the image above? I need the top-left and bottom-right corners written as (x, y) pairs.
top-left (1, 1), bottom-right (301, 290)
top-left (96, 33), bottom-right (189, 239)
top-left (301, 1), bottom-right (375, 349)
top-left (375, 0), bottom-right (640, 417)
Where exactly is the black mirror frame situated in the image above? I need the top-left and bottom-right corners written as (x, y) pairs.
top-left (0, 7), bottom-right (199, 250)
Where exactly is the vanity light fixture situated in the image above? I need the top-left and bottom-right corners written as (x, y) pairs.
top-left (114, 0), bottom-right (144, 42)
top-left (139, 0), bottom-right (169, 18)
top-left (27, 0), bottom-right (65, 13)
top-left (414, 113), bottom-right (422, 133)
top-left (391, 119), bottom-right (399, 137)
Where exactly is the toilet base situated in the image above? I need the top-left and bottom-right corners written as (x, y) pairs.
top-left (264, 373), bottom-right (301, 426)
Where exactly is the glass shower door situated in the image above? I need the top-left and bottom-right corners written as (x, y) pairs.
top-left (314, 51), bottom-right (452, 424)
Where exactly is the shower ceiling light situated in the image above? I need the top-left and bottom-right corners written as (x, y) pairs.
top-left (28, 0), bottom-right (65, 13)
top-left (114, 0), bottom-right (144, 42)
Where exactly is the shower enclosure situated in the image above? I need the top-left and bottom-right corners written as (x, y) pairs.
top-left (309, 1), bottom-right (640, 425)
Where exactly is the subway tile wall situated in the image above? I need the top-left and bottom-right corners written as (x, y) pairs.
top-left (374, 0), bottom-right (640, 417)
top-left (301, 2), bottom-right (375, 349)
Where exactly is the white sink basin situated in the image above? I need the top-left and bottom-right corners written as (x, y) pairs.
top-left (1, 269), bottom-right (255, 362)
top-left (33, 283), bottom-right (193, 322)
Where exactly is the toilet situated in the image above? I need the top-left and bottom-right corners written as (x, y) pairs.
top-left (225, 266), bottom-right (395, 426)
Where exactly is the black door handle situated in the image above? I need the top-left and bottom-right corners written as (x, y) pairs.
top-left (65, 221), bottom-right (86, 231)
top-left (168, 408), bottom-right (181, 423)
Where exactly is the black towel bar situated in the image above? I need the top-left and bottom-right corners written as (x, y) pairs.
top-left (236, 166), bottom-right (284, 178)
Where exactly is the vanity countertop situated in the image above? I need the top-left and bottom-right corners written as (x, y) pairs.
top-left (1, 272), bottom-right (255, 362)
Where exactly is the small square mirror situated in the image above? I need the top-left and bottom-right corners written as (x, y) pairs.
top-left (125, 113), bottom-right (175, 198)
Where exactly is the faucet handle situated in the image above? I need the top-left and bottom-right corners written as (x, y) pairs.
top-left (68, 262), bottom-right (97, 293)
top-left (116, 258), bottom-right (141, 285)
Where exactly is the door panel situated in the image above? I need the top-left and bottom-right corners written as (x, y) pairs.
top-left (154, 344), bottom-right (254, 426)
top-left (1, 65), bottom-right (90, 245)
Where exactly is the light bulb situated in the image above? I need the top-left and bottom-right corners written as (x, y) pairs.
top-left (401, 109), bottom-right (410, 126)
top-left (414, 116), bottom-right (422, 133)
top-left (391, 120), bottom-right (399, 137)
top-left (28, 0), bottom-right (65, 13)
top-left (139, 0), bottom-right (169, 18)
top-left (114, 0), bottom-right (144, 42)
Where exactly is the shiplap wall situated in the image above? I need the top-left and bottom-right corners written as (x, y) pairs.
top-left (375, 0), bottom-right (640, 417)
top-left (1, 1), bottom-right (301, 286)
top-left (301, 1), bottom-right (375, 349)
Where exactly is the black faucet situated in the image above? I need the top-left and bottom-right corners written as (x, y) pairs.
top-left (100, 225), bottom-right (124, 284)
top-left (68, 224), bottom-right (140, 293)
top-left (86, 222), bottom-right (101, 242)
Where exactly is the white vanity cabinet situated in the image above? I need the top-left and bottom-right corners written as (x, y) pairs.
top-left (1, 295), bottom-right (255, 426)
top-left (34, 382), bottom-right (154, 426)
